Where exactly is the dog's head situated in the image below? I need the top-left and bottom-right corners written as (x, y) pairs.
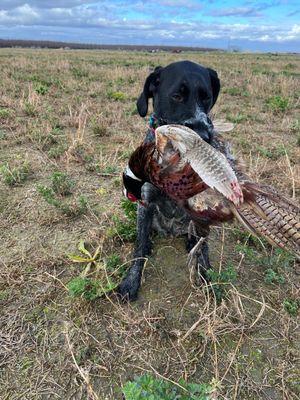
top-left (137, 60), bottom-right (220, 143)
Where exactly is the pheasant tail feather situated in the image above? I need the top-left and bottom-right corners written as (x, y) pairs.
top-left (231, 184), bottom-right (300, 260)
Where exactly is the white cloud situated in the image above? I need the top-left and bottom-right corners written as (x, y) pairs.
top-left (0, 2), bottom-right (299, 51)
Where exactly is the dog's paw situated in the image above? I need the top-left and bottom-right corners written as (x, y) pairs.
top-left (116, 279), bottom-right (140, 302)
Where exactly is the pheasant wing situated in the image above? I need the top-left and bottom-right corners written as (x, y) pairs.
top-left (156, 125), bottom-right (243, 205)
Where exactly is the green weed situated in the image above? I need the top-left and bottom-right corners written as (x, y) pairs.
top-left (266, 95), bottom-right (289, 113)
top-left (91, 122), bottom-right (108, 137)
top-left (99, 165), bottom-right (119, 175)
top-left (67, 242), bottom-right (125, 300)
top-left (283, 299), bottom-right (299, 317)
top-left (47, 144), bottom-right (67, 159)
top-left (226, 113), bottom-right (247, 124)
top-left (0, 161), bottom-right (31, 186)
top-left (0, 130), bottom-right (6, 140)
top-left (107, 199), bottom-right (137, 241)
top-left (289, 119), bottom-right (299, 135)
top-left (67, 277), bottom-right (104, 301)
top-left (264, 268), bottom-right (285, 285)
top-left (124, 103), bottom-right (139, 116)
top-left (260, 248), bottom-right (294, 285)
top-left (207, 264), bottom-right (237, 304)
top-left (119, 149), bottom-right (133, 160)
top-left (0, 108), bottom-right (11, 119)
top-left (285, 63), bottom-right (296, 69)
top-left (37, 184), bottom-right (88, 217)
top-left (235, 243), bottom-right (256, 258)
top-left (34, 83), bottom-right (48, 95)
top-left (256, 144), bottom-right (287, 160)
top-left (105, 254), bottom-right (121, 271)
top-left (51, 171), bottom-right (75, 196)
top-left (252, 67), bottom-right (274, 76)
top-left (107, 90), bottom-right (126, 101)
top-left (259, 248), bottom-right (295, 269)
top-left (122, 374), bottom-right (213, 400)
top-left (71, 67), bottom-right (89, 78)
top-left (24, 101), bottom-right (37, 116)
top-left (0, 290), bottom-right (9, 301)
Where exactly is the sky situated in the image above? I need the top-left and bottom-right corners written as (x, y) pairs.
top-left (0, 1), bottom-right (299, 52)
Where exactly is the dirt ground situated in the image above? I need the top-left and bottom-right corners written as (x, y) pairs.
top-left (0, 49), bottom-right (299, 399)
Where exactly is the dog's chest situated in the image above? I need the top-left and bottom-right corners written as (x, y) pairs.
top-left (152, 195), bottom-right (191, 236)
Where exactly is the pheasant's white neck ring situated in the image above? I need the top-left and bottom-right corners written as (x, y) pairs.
top-left (125, 166), bottom-right (142, 182)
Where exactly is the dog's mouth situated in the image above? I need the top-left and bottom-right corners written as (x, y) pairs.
top-left (182, 112), bottom-right (214, 143)
top-left (155, 113), bottom-right (214, 143)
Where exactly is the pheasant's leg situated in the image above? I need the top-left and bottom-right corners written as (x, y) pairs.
top-left (117, 202), bottom-right (155, 301)
top-left (185, 221), bottom-right (212, 283)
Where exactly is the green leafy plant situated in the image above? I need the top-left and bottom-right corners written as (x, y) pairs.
top-left (235, 243), bottom-right (256, 258)
top-left (260, 247), bottom-right (295, 269)
top-left (47, 144), bottom-right (67, 159)
top-left (226, 112), bottom-right (247, 124)
top-left (67, 241), bottom-right (126, 300)
top-left (108, 199), bottom-right (137, 241)
top-left (264, 268), bottom-right (285, 284)
top-left (37, 184), bottom-right (87, 217)
top-left (71, 67), bottom-right (89, 78)
top-left (107, 90), bottom-right (126, 101)
top-left (223, 87), bottom-right (249, 97)
top-left (105, 254), bottom-right (121, 271)
top-left (91, 122), bottom-right (108, 137)
top-left (266, 95), bottom-right (289, 112)
top-left (122, 374), bottom-right (213, 400)
top-left (34, 83), bottom-right (49, 95)
top-left (0, 130), bottom-right (6, 140)
top-left (256, 144), bottom-right (287, 160)
top-left (0, 108), bottom-right (11, 119)
top-left (283, 299), bottom-right (299, 317)
top-left (51, 171), bottom-right (75, 195)
top-left (67, 277), bottom-right (100, 300)
top-left (0, 161), bottom-right (31, 186)
top-left (207, 264), bottom-right (237, 304)
top-left (24, 101), bottom-right (37, 116)
top-left (102, 165), bottom-right (119, 174)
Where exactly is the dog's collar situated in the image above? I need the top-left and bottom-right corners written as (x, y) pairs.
top-left (149, 113), bottom-right (172, 131)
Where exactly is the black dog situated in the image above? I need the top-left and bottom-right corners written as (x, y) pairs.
top-left (118, 60), bottom-right (221, 301)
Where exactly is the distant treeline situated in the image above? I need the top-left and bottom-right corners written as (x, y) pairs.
top-left (0, 39), bottom-right (221, 52)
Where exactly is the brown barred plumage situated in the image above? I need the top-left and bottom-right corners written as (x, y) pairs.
top-left (231, 185), bottom-right (300, 259)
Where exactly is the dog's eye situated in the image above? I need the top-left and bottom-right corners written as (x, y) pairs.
top-left (171, 93), bottom-right (184, 102)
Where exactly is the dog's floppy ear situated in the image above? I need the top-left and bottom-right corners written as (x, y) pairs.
top-left (137, 66), bottom-right (162, 117)
top-left (207, 68), bottom-right (220, 109)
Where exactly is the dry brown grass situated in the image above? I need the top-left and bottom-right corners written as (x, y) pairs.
top-left (0, 48), bottom-right (299, 399)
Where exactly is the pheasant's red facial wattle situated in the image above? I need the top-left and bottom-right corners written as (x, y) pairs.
top-left (127, 192), bottom-right (138, 202)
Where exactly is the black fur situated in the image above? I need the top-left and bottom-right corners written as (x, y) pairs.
top-left (118, 61), bottom-right (220, 301)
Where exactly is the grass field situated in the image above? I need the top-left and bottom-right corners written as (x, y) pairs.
top-left (0, 48), bottom-right (299, 399)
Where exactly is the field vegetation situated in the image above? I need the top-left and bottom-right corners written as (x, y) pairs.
top-left (0, 48), bottom-right (299, 399)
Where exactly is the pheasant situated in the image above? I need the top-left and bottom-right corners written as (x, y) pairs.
top-left (123, 125), bottom-right (300, 260)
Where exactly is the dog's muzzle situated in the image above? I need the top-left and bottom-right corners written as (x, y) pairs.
top-left (183, 111), bottom-right (214, 143)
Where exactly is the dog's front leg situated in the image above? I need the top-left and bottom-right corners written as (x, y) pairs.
top-left (117, 202), bottom-right (155, 301)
